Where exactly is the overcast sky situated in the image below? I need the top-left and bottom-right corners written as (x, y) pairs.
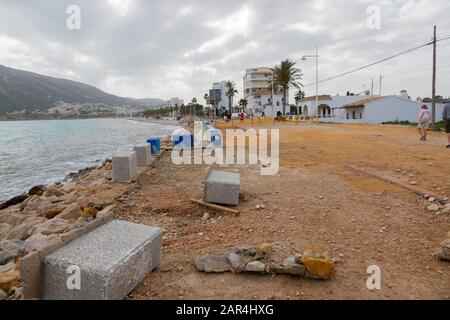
top-left (0, 0), bottom-right (449, 103)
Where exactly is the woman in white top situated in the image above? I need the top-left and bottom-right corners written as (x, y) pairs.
top-left (418, 105), bottom-right (432, 141)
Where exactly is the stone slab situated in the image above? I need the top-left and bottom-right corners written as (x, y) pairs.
top-left (41, 220), bottom-right (162, 300)
top-left (203, 171), bottom-right (240, 206)
top-left (112, 151), bottom-right (138, 182)
top-left (133, 144), bottom-right (152, 166)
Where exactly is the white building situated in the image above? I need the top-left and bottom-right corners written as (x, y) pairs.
top-left (244, 67), bottom-right (287, 116)
top-left (296, 93), bottom-right (446, 124)
top-left (211, 81), bottom-right (231, 112)
top-left (166, 97), bottom-right (184, 107)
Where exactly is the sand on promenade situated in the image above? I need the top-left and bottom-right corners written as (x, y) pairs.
top-left (115, 121), bottom-right (449, 300)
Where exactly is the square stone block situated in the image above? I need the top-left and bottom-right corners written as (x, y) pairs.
top-left (112, 151), bottom-right (138, 182)
top-left (203, 171), bottom-right (240, 206)
top-left (133, 144), bottom-right (152, 166)
top-left (41, 220), bottom-right (162, 300)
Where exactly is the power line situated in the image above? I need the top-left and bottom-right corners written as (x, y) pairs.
top-left (303, 36), bottom-right (450, 87)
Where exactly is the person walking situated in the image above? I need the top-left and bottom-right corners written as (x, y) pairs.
top-left (417, 105), bottom-right (432, 141)
top-left (443, 101), bottom-right (450, 148)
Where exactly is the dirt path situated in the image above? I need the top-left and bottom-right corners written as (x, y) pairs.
top-left (116, 123), bottom-right (450, 300)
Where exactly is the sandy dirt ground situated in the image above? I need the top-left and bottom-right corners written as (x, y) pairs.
top-left (116, 121), bottom-right (450, 300)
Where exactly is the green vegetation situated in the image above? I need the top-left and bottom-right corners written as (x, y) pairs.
top-left (143, 102), bottom-right (204, 118)
top-left (271, 59), bottom-right (303, 114)
top-left (225, 81), bottom-right (238, 114)
top-left (382, 119), bottom-right (446, 131)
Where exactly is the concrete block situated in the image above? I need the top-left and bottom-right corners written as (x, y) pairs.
top-left (41, 220), bottom-right (162, 300)
top-left (133, 144), bottom-right (152, 166)
top-left (203, 171), bottom-right (240, 206)
top-left (112, 151), bottom-right (138, 182)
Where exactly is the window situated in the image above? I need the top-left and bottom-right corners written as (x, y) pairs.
top-left (347, 113), bottom-right (349, 119)
top-left (276, 101), bottom-right (280, 106)
top-left (352, 111), bottom-right (356, 119)
top-left (360, 113), bottom-right (362, 119)
top-left (268, 98), bottom-right (272, 103)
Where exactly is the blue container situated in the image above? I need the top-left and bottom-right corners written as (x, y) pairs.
top-left (210, 129), bottom-right (222, 147)
top-left (147, 137), bottom-right (161, 155)
top-left (172, 134), bottom-right (194, 149)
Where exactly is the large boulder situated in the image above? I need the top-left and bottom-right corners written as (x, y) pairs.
top-left (23, 233), bottom-right (60, 252)
top-left (6, 217), bottom-right (47, 240)
top-left (0, 223), bottom-right (11, 240)
top-left (28, 185), bottom-right (47, 197)
top-left (20, 196), bottom-right (53, 214)
top-left (30, 218), bottom-right (72, 236)
top-left (43, 186), bottom-right (65, 198)
top-left (0, 194), bottom-right (28, 211)
top-left (0, 240), bottom-right (27, 265)
top-left (0, 270), bottom-right (20, 292)
top-left (56, 203), bottom-right (82, 221)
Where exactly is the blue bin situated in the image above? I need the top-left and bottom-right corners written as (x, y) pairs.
top-left (147, 137), bottom-right (161, 155)
top-left (172, 134), bottom-right (194, 149)
top-left (210, 129), bottom-right (222, 147)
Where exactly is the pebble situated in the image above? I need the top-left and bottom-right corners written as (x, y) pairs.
top-left (409, 181), bottom-right (418, 186)
top-left (0, 289), bottom-right (7, 300)
top-left (428, 204), bottom-right (440, 212)
top-left (428, 197), bottom-right (436, 203)
top-left (202, 212), bottom-right (210, 221)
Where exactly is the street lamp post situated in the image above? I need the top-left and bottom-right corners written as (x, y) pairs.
top-left (302, 45), bottom-right (319, 121)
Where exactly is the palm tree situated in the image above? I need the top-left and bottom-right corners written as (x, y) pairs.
top-left (271, 59), bottom-right (303, 114)
top-left (225, 81), bottom-right (238, 115)
top-left (239, 99), bottom-right (248, 113)
top-left (295, 89), bottom-right (306, 104)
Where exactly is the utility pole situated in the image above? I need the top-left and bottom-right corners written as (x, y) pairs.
top-left (371, 78), bottom-right (374, 97)
top-left (379, 75), bottom-right (383, 96)
top-left (432, 25), bottom-right (437, 129)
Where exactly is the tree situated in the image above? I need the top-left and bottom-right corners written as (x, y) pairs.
top-left (225, 81), bottom-right (238, 114)
top-left (295, 89), bottom-right (306, 103)
top-left (271, 59), bottom-right (303, 114)
top-left (239, 98), bottom-right (248, 110)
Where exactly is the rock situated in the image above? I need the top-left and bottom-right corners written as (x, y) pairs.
top-left (437, 239), bottom-right (450, 261)
top-left (194, 255), bottom-right (232, 273)
top-left (0, 270), bottom-right (20, 292)
top-left (6, 217), bottom-right (47, 240)
top-left (0, 194), bottom-right (28, 211)
top-left (0, 240), bottom-right (27, 264)
top-left (0, 212), bottom-right (28, 228)
top-left (202, 212), bottom-right (210, 221)
top-left (228, 246), bottom-right (264, 272)
top-left (445, 203), bottom-right (450, 209)
top-left (246, 261), bottom-right (266, 273)
top-left (56, 203), bottom-right (82, 220)
top-left (0, 261), bottom-right (15, 273)
top-left (409, 181), bottom-right (418, 186)
top-left (105, 162), bottom-right (113, 171)
top-left (0, 289), bottom-right (7, 300)
top-left (23, 233), bottom-right (60, 252)
top-left (427, 204), bottom-right (440, 212)
top-left (255, 204), bottom-right (266, 210)
top-left (300, 244), bottom-right (335, 280)
top-left (43, 186), bottom-right (64, 198)
top-left (259, 243), bottom-right (273, 256)
top-left (9, 286), bottom-right (23, 299)
top-left (28, 185), bottom-right (47, 197)
top-left (30, 218), bottom-right (72, 236)
top-left (0, 223), bottom-right (11, 239)
top-left (428, 197), bottom-right (436, 202)
top-left (41, 206), bottom-right (66, 219)
top-left (80, 207), bottom-right (98, 220)
top-left (271, 256), bottom-right (306, 276)
top-left (20, 196), bottom-right (53, 215)
top-left (442, 207), bottom-right (450, 215)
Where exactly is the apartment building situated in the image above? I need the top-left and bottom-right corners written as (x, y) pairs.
top-left (243, 67), bottom-right (287, 116)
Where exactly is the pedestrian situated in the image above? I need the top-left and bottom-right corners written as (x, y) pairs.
top-left (417, 105), bottom-right (431, 141)
top-left (443, 101), bottom-right (450, 148)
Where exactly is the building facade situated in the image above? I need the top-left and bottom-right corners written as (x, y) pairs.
top-left (243, 67), bottom-right (287, 116)
top-left (166, 98), bottom-right (184, 107)
top-left (296, 94), bottom-right (446, 124)
top-left (211, 81), bottom-right (231, 112)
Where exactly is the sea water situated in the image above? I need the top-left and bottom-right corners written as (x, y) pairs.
top-left (0, 118), bottom-right (179, 202)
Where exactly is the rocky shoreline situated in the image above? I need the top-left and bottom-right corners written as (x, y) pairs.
top-left (0, 134), bottom-right (175, 300)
